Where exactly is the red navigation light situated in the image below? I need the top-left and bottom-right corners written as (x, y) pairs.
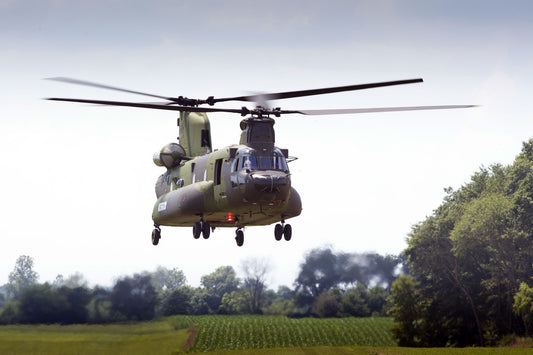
top-left (227, 213), bottom-right (234, 222)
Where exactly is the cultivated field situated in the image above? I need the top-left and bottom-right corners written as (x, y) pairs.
top-left (0, 316), bottom-right (531, 354)
top-left (174, 315), bottom-right (396, 352)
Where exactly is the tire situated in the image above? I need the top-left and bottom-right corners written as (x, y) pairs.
top-left (202, 222), bottom-right (211, 239)
top-left (283, 224), bottom-right (292, 241)
top-left (235, 230), bottom-right (244, 247)
top-left (151, 229), bottom-right (160, 245)
top-left (274, 224), bottom-right (283, 241)
top-left (193, 222), bottom-right (201, 239)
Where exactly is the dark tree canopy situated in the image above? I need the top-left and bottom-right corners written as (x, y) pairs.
top-left (110, 274), bottom-right (158, 321)
top-left (390, 140), bottom-right (533, 347)
top-left (294, 247), bottom-right (402, 307)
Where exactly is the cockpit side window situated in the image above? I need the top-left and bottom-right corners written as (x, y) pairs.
top-left (241, 156), bottom-right (258, 170)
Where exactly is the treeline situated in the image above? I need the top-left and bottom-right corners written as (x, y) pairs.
top-left (388, 140), bottom-right (533, 347)
top-left (0, 250), bottom-right (403, 324)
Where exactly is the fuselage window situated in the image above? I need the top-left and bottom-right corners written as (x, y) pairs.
top-left (241, 156), bottom-right (258, 170)
top-left (214, 159), bottom-right (223, 185)
top-left (236, 154), bottom-right (288, 171)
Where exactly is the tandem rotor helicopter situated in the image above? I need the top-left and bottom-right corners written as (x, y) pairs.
top-left (47, 77), bottom-right (474, 247)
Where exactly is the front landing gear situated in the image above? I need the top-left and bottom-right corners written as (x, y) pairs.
top-left (193, 219), bottom-right (211, 240)
top-left (235, 229), bottom-right (244, 247)
top-left (152, 225), bottom-right (161, 246)
top-left (274, 219), bottom-right (292, 241)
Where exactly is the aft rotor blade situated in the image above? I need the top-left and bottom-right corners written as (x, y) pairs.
top-left (46, 97), bottom-right (246, 114)
top-left (212, 78), bottom-right (424, 104)
top-left (46, 77), bottom-right (183, 102)
top-left (290, 105), bottom-right (477, 115)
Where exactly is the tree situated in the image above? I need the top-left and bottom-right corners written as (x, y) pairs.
top-left (162, 288), bottom-right (190, 316)
top-left (188, 287), bottom-right (209, 315)
top-left (263, 286), bottom-right (298, 315)
top-left (200, 266), bottom-right (239, 313)
top-left (294, 247), bottom-right (403, 308)
top-left (110, 274), bottom-right (158, 321)
top-left (219, 290), bottom-right (247, 314)
top-left (18, 283), bottom-right (64, 324)
top-left (393, 142), bottom-right (533, 346)
top-left (312, 290), bottom-right (340, 318)
top-left (56, 286), bottom-right (91, 323)
top-left (240, 258), bottom-right (270, 314)
top-left (150, 266), bottom-right (187, 292)
top-left (340, 283), bottom-right (370, 317)
top-left (294, 248), bottom-right (349, 307)
top-left (388, 275), bottom-right (421, 347)
top-left (513, 282), bottom-right (533, 336)
top-left (6, 255), bottom-right (39, 300)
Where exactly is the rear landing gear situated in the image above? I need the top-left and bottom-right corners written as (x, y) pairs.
top-left (274, 219), bottom-right (292, 241)
top-left (152, 225), bottom-right (161, 246)
top-left (235, 229), bottom-right (244, 247)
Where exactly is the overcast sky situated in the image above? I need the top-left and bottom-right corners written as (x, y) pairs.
top-left (1, 0), bottom-right (533, 289)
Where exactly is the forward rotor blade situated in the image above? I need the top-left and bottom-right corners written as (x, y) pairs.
top-left (212, 78), bottom-right (424, 104)
top-left (46, 97), bottom-right (245, 114)
top-left (291, 105), bottom-right (477, 115)
top-left (46, 77), bottom-right (181, 102)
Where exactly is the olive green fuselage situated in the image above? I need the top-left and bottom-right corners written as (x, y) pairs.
top-left (151, 111), bottom-right (302, 229)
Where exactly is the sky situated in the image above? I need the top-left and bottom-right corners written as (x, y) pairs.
top-left (1, 0), bottom-right (533, 289)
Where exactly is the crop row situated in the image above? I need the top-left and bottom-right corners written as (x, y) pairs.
top-left (170, 315), bottom-right (396, 352)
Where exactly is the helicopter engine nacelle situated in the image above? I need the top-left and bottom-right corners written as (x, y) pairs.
top-left (153, 143), bottom-right (187, 168)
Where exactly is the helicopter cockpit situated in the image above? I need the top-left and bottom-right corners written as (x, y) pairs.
top-left (231, 148), bottom-right (289, 172)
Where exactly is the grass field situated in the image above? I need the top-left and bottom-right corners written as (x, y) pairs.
top-left (0, 316), bottom-right (531, 354)
top-left (0, 321), bottom-right (189, 354)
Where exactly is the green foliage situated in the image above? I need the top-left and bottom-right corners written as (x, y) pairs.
top-left (6, 255), bottom-right (39, 300)
top-left (390, 139), bottom-right (533, 347)
top-left (110, 274), bottom-right (158, 321)
top-left (513, 282), bottom-right (533, 335)
top-left (161, 287), bottom-right (191, 316)
top-left (201, 266), bottom-right (240, 313)
top-left (340, 284), bottom-right (370, 317)
top-left (219, 290), bottom-right (247, 314)
top-left (0, 302), bottom-right (19, 324)
top-left (263, 286), bottom-right (299, 315)
top-left (312, 291), bottom-right (340, 318)
top-left (388, 275), bottom-right (421, 346)
top-left (150, 266), bottom-right (187, 292)
top-left (294, 248), bottom-right (402, 308)
top-left (16, 283), bottom-right (91, 324)
top-left (240, 258), bottom-right (270, 314)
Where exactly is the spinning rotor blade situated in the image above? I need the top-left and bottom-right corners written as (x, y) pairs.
top-left (46, 97), bottom-right (246, 114)
top-left (47, 77), bottom-right (425, 108)
top-left (291, 105), bottom-right (477, 115)
top-left (211, 78), bottom-right (424, 104)
top-left (47, 77), bottom-right (177, 101)
top-left (47, 97), bottom-right (476, 117)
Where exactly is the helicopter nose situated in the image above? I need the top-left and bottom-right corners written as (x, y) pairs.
top-left (243, 171), bottom-right (290, 203)
top-left (251, 173), bottom-right (288, 192)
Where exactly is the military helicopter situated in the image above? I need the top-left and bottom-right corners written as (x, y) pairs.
top-left (47, 78), bottom-right (474, 247)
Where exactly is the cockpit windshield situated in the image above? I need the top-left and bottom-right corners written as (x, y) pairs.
top-left (233, 149), bottom-right (289, 172)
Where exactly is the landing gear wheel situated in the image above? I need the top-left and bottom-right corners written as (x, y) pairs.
top-left (151, 228), bottom-right (161, 246)
top-left (235, 229), bottom-right (244, 247)
top-left (274, 224), bottom-right (283, 241)
top-left (283, 224), bottom-right (292, 241)
top-left (193, 222), bottom-right (201, 239)
top-left (202, 222), bottom-right (211, 239)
